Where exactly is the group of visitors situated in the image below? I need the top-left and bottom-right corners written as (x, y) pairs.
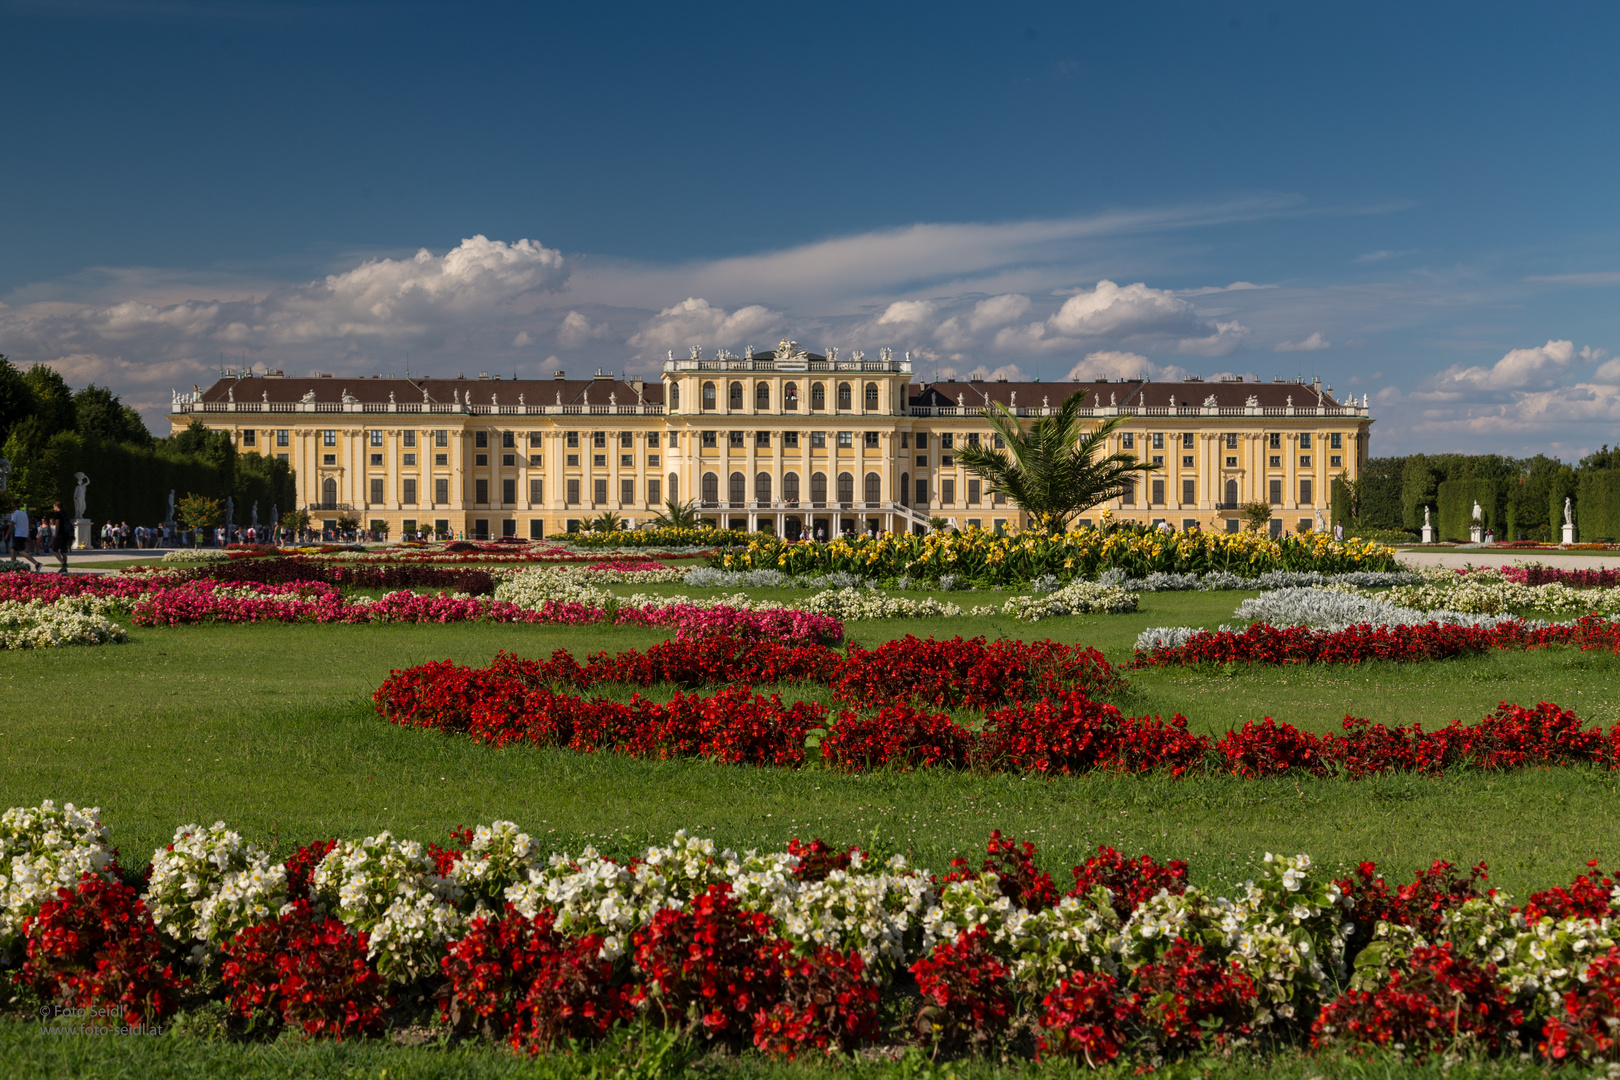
top-left (3, 501), bottom-right (71, 574)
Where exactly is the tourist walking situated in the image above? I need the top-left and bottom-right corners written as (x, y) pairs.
top-left (48, 500), bottom-right (71, 573)
top-left (9, 504), bottom-right (38, 570)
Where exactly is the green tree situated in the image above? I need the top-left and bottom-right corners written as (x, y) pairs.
top-left (279, 508), bottom-right (310, 535)
top-left (177, 493), bottom-right (224, 531)
top-left (0, 356), bottom-right (32, 447)
top-left (73, 385), bottom-right (154, 446)
top-left (650, 498), bottom-right (701, 529)
top-left (1240, 501), bottom-right (1273, 531)
top-left (22, 364), bottom-right (75, 437)
top-left (955, 389), bottom-right (1157, 532)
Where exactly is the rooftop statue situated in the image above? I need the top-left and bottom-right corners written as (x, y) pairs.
top-left (301, 389), bottom-right (316, 403)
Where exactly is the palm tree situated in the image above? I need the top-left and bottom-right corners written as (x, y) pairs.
top-left (650, 498), bottom-right (701, 529)
top-left (587, 510), bottom-right (624, 533)
top-left (955, 388), bottom-right (1158, 532)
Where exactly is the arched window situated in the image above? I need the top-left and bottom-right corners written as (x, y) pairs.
top-left (864, 472), bottom-right (880, 504)
top-left (784, 383), bottom-right (799, 411)
top-left (669, 383), bottom-right (680, 410)
top-left (1224, 478), bottom-right (1238, 508)
top-left (837, 382), bottom-right (852, 409)
top-left (701, 472), bottom-right (718, 505)
top-left (755, 472), bottom-right (771, 503)
top-left (811, 472), bottom-right (827, 504)
top-left (668, 473), bottom-right (679, 503)
top-left (864, 382), bottom-right (879, 409)
top-left (755, 382), bottom-right (770, 409)
top-left (702, 382), bottom-right (716, 409)
top-left (728, 382), bottom-right (743, 409)
top-left (322, 477), bottom-right (337, 507)
top-left (811, 383), bottom-right (826, 410)
top-left (729, 471), bottom-right (745, 505)
top-left (783, 472), bottom-right (800, 504)
top-left (900, 472), bottom-right (910, 505)
top-left (837, 472), bottom-right (854, 504)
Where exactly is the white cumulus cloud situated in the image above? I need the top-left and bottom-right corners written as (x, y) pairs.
top-left (1275, 331), bottom-right (1330, 352)
top-left (626, 297), bottom-right (778, 353)
top-left (1437, 340), bottom-right (1593, 391)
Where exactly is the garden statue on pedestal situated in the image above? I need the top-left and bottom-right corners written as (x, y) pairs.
top-left (71, 472), bottom-right (93, 550)
top-left (1421, 505), bottom-right (1435, 544)
top-left (1469, 500), bottom-right (1484, 544)
top-left (164, 489), bottom-right (176, 528)
top-left (1563, 496), bottom-right (1576, 544)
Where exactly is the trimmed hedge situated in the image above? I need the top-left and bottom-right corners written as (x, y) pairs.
top-left (1436, 478), bottom-right (1503, 542)
top-left (1576, 469), bottom-right (1620, 543)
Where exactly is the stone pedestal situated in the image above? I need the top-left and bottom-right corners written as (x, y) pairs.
top-left (1469, 526), bottom-right (1483, 544)
top-left (1563, 523), bottom-right (1576, 545)
top-left (73, 518), bottom-right (92, 550)
top-left (1421, 525), bottom-right (1435, 543)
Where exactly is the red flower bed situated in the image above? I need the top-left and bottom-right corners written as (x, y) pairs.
top-left (1132, 939), bottom-right (1258, 1052)
top-left (834, 635), bottom-right (1123, 709)
top-left (1311, 944), bottom-right (1521, 1059)
top-left (19, 876), bottom-right (185, 1025)
top-left (910, 926), bottom-right (1015, 1052)
top-left (1335, 859), bottom-right (1489, 943)
top-left (1136, 618), bottom-right (1620, 668)
top-left (221, 900), bottom-right (388, 1040)
top-left (439, 906), bottom-right (624, 1053)
top-left (753, 947), bottom-right (879, 1059)
top-left (820, 702), bottom-right (975, 771)
top-left (1540, 946), bottom-right (1620, 1062)
top-left (1039, 971), bottom-right (1139, 1066)
top-left (1067, 846), bottom-right (1189, 920)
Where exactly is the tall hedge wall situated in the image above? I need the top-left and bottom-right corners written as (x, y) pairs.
top-left (1437, 478), bottom-right (1504, 542)
top-left (1576, 470), bottom-right (1620, 543)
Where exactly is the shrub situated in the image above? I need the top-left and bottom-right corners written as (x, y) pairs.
top-left (910, 926), bottom-right (1014, 1053)
top-left (1067, 846), bottom-right (1190, 921)
top-left (19, 876), bottom-right (185, 1024)
top-left (1311, 943), bottom-right (1521, 1059)
top-left (220, 899), bottom-right (387, 1040)
top-left (1131, 939), bottom-right (1257, 1053)
top-left (1335, 859), bottom-right (1489, 946)
top-left (630, 883), bottom-right (788, 1043)
top-left (439, 906), bottom-right (623, 1053)
top-left (753, 946), bottom-right (879, 1059)
top-left (1039, 971), bottom-right (1140, 1066)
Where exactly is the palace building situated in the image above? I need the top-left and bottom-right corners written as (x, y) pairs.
top-left (169, 340), bottom-right (1373, 540)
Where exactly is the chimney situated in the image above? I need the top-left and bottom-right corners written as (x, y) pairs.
top-left (554, 370), bottom-right (566, 380)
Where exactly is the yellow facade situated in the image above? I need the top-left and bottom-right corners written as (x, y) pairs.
top-left (171, 345), bottom-right (1372, 539)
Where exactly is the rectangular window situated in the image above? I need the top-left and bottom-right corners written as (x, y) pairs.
top-left (475, 431), bottom-right (488, 448)
top-left (783, 432), bottom-right (799, 448)
top-left (435, 478), bottom-right (449, 504)
top-left (473, 519), bottom-right (489, 539)
top-left (527, 432), bottom-right (542, 447)
top-left (994, 433), bottom-right (1005, 448)
top-left (915, 478), bottom-right (928, 504)
top-left (1182, 479), bottom-right (1195, 504)
top-left (403, 453), bottom-right (416, 466)
top-left (916, 455), bottom-right (928, 466)
top-left (402, 479), bottom-right (417, 504)
top-left (648, 478), bottom-right (661, 505)
top-left (529, 520), bottom-right (545, 539)
top-left (756, 431), bottom-right (771, 447)
top-left (566, 453), bottom-right (579, 467)
top-left (364, 453), bottom-right (379, 466)
top-left (401, 431), bottom-right (415, 448)
top-left (502, 519), bottom-right (516, 538)
top-left (941, 479), bottom-right (955, 505)
top-left (475, 453), bottom-right (488, 466)
top-left (837, 432), bottom-right (853, 447)
top-left (435, 430), bottom-right (448, 447)
top-left (1121, 433), bottom-right (1134, 449)
top-left (370, 478), bottom-right (384, 503)
top-left (864, 431), bottom-right (880, 448)
top-left (402, 519), bottom-right (416, 534)
top-left (242, 430), bottom-right (256, 447)
top-left (503, 453), bottom-right (516, 467)
top-left (566, 479), bottom-right (580, 504)
top-left (1151, 455), bottom-right (1164, 466)
top-left (941, 434), bottom-right (954, 449)
top-left (1181, 455), bottom-right (1194, 467)
top-left (1330, 432), bottom-right (1342, 449)
top-left (1225, 456), bottom-right (1237, 467)
top-left (702, 431), bottom-right (717, 447)
top-left (1300, 478), bottom-right (1314, 505)
top-left (620, 432), bottom-right (632, 448)
top-left (967, 432), bottom-right (980, 447)
top-left (323, 454), bottom-right (336, 466)
top-left (475, 478), bottom-right (488, 504)
top-left (647, 454), bottom-right (659, 468)
top-left (323, 430), bottom-right (336, 446)
top-left (434, 518), bottom-right (450, 537)
top-left (901, 432), bottom-right (910, 448)
top-left (1330, 455), bottom-right (1343, 467)
top-left (502, 478), bottom-right (516, 504)
top-left (1300, 433), bottom-right (1312, 449)
top-left (566, 432), bottom-right (579, 448)
top-left (1151, 479), bottom-right (1165, 504)
top-left (916, 433), bottom-right (929, 449)
top-left (1269, 455), bottom-right (1281, 468)
top-left (276, 453), bottom-right (288, 463)
top-left (593, 454), bottom-right (606, 467)
top-left (667, 432), bottom-right (677, 448)
top-left (1269, 432), bottom-right (1282, 449)
top-left (276, 429), bottom-right (289, 447)
top-left (1299, 455), bottom-right (1311, 467)
top-left (1122, 480), bottom-right (1136, 505)
top-left (621, 454), bottom-right (633, 467)
top-left (593, 478), bottom-right (607, 504)
top-left (592, 432), bottom-right (606, 448)
top-left (811, 431), bottom-right (826, 447)
top-left (368, 430), bottom-right (381, 447)
top-left (729, 430), bottom-right (744, 448)
top-left (647, 433), bottom-right (660, 448)
top-left (1269, 479), bottom-right (1283, 505)
top-left (530, 454), bottom-right (543, 467)
top-left (621, 479), bottom-right (633, 504)
top-left (1225, 432), bottom-right (1238, 449)
top-left (530, 478), bottom-right (543, 502)
top-left (967, 478), bottom-right (980, 504)
top-left (942, 455), bottom-right (954, 467)
top-left (1181, 433), bottom-right (1194, 449)
top-left (1151, 433), bottom-right (1164, 449)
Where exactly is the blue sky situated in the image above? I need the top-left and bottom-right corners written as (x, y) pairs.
top-left (4, 0), bottom-right (1620, 457)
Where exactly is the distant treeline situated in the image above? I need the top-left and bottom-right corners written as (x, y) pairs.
top-left (1333, 450), bottom-right (1620, 542)
top-left (0, 355), bottom-right (294, 531)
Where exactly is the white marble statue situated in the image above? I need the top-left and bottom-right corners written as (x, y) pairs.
top-left (1565, 497), bottom-right (1573, 526)
top-left (1472, 500), bottom-right (1482, 522)
top-left (72, 472), bottom-right (89, 519)
top-left (1424, 505), bottom-right (1431, 528)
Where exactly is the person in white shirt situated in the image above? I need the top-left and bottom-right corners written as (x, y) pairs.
top-left (10, 506), bottom-right (40, 569)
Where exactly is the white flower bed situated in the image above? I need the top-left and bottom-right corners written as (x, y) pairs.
top-left (0, 801), bottom-right (115, 959)
top-left (161, 549), bottom-right (233, 562)
top-left (1385, 568), bottom-right (1620, 616)
top-left (145, 822), bottom-right (288, 961)
top-left (0, 599), bottom-right (128, 649)
top-left (1001, 581), bottom-right (1138, 621)
top-left (1230, 587), bottom-right (1506, 630)
top-left (802, 588), bottom-right (965, 620)
top-left (309, 831), bottom-right (466, 983)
